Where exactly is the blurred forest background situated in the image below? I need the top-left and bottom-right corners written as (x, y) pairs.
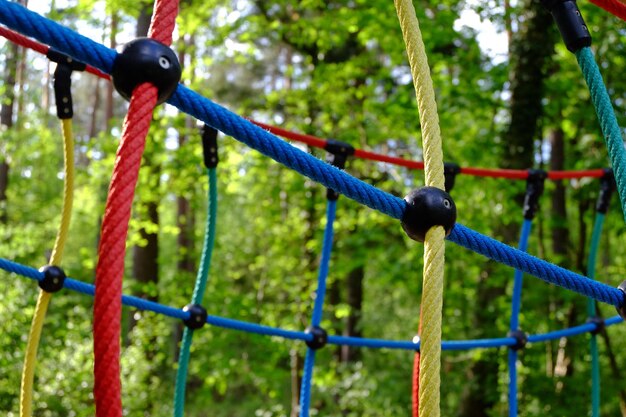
top-left (1, 0), bottom-right (626, 416)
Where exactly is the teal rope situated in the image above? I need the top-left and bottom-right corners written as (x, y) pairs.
top-left (586, 213), bottom-right (605, 417)
top-left (575, 47), bottom-right (626, 222)
top-left (173, 168), bottom-right (218, 417)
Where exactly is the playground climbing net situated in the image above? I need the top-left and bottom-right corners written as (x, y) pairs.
top-left (0, 0), bottom-right (625, 416)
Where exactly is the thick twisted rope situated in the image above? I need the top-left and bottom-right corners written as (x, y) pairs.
top-left (393, 1), bottom-right (446, 416)
top-left (92, 0), bottom-right (178, 414)
top-left (576, 47), bottom-right (626, 222)
top-left (20, 118), bottom-right (74, 417)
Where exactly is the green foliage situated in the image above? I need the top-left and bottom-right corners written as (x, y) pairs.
top-left (1, 0), bottom-right (626, 416)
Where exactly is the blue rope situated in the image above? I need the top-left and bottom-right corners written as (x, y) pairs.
top-left (1, 258), bottom-right (623, 350)
top-left (299, 200), bottom-right (337, 417)
top-left (576, 47), bottom-right (626, 222)
top-left (1, 1), bottom-right (624, 311)
top-left (174, 168), bottom-right (218, 417)
top-left (447, 224), bottom-right (625, 307)
top-left (508, 219), bottom-right (533, 417)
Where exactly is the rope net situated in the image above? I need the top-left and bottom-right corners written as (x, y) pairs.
top-left (0, 0), bottom-right (624, 416)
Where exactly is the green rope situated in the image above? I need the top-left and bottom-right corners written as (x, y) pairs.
top-left (586, 213), bottom-right (605, 417)
top-left (173, 168), bottom-right (218, 417)
top-left (575, 47), bottom-right (626, 222)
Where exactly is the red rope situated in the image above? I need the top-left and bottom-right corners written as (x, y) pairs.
top-left (589, 0), bottom-right (626, 21)
top-left (0, 26), bottom-right (109, 79)
top-left (93, 0), bottom-right (179, 415)
top-left (412, 308), bottom-right (423, 417)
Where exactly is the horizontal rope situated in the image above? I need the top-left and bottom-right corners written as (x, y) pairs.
top-left (1, 258), bottom-right (623, 351)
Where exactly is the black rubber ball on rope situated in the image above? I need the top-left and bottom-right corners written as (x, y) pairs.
top-left (111, 38), bottom-right (181, 105)
top-left (401, 186), bottom-right (457, 242)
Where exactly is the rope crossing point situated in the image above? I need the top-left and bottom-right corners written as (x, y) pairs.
top-left (0, 1), bottom-right (626, 415)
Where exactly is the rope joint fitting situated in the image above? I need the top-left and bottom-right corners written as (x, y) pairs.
top-left (444, 162), bottom-right (461, 193)
top-left (47, 49), bottom-right (86, 119)
top-left (523, 169), bottom-right (547, 220)
top-left (305, 325), bottom-right (328, 350)
top-left (616, 281), bottom-right (626, 320)
top-left (507, 329), bottom-right (528, 351)
top-left (324, 139), bottom-right (355, 200)
top-left (183, 303), bottom-right (208, 330)
top-left (596, 168), bottom-right (615, 214)
top-left (38, 265), bottom-right (66, 293)
top-left (586, 316), bottom-right (605, 335)
top-left (541, 0), bottom-right (592, 53)
top-left (202, 125), bottom-right (219, 169)
top-left (401, 186), bottom-right (457, 242)
top-left (111, 38), bottom-right (181, 105)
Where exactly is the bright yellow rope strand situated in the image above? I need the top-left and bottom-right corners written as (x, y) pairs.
top-left (393, 1), bottom-right (446, 416)
top-left (20, 118), bottom-right (74, 417)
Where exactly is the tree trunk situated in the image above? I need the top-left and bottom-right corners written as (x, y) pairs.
top-left (459, 1), bottom-right (556, 415)
top-left (341, 265), bottom-right (363, 363)
top-left (0, 38), bottom-right (19, 224)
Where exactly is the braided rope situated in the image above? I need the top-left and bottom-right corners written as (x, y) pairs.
top-left (393, 1), bottom-right (446, 415)
top-left (92, 0), bottom-right (179, 414)
top-left (576, 47), bottom-right (626, 223)
top-left (20, 118), bottom-right (75, 417)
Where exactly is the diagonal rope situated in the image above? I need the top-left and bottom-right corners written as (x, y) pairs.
top-left (393, 1), bottom-right (446, 416)
top-left (20, 118), bottom-right (74, 417)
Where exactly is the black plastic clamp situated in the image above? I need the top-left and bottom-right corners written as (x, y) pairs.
top-left (38, 265), bottom-right (66, 293)
top-left (47, 50), bottom-right (86, 119)
top-left (305, 325), bottom-right (328, 350)
top-left (444, 162), bottom-right (461, 193)
top-left (596, 168), bottom-right (615, 214)
top-left (523, 169), bottom-right (547, 220)
top-left (324, 139), bottom-right (355, 200)
top-left (541, 0), bottom-right (592, 53)
top-left (586, 316), bottom-right (605, 335)
top-left (202, 125), bottom-right (219, 169)
top-left (507, 329), bottom-right (528, 351)
top-left (111, 38), bottom-right (181, 104)
top-left (617, 281), bottom-right (626, 320)
top-left (183, 303), bottom-right (208, 330)
top-left (401, 186), bottom-right (457, 242)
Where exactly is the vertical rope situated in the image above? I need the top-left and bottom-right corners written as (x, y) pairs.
top-left (299, 199), bottom-right (337, 417)
top-left (393, 1), bottom-right (446, 416)
top-left (575, 47), bottom-right (626, 222)
top-left (20, 118), bottom-right (74, 417)
top-left (92, 1), bottom-right (179, 415)
top-left (508, 219), bottom-right (533, 417)
top-left (586, 213), bottom-right (605, 417)
top-left (173, 168), bottom-right (217, 417)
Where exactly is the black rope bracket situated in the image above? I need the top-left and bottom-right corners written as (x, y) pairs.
top-left (324, 139), bottom-right (355, 201)
top-left (507, 329), bottom-right (528, 351)
top-left (523, 169), bottom-right (547, 220)
top-left (182, 303), bottom-right (208, 330)
top-left (596, 168), bottom-right (615, 214)
top-left (444, 162), bottom-right (461, 193)
top-left (541, 0), bottom-right (592, 53)
top-left (202, 125), bottom-right (219, 169)
top-left (305, 325), bottom-right (328, 350)
top-left (47, 49), bottom-right (86, 119)
top-left (38, 265), bottom-right (66, 293)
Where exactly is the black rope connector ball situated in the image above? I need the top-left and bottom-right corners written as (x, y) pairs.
top-left (38, 265), bottom-right (66, 293)
top-left (305, 326), bottom-right (328, 350)
top-left (586, 316), bottom-right (605, 335)
top-left (507, 329), bottom-right (528, 351)
top-left (183, 303), bottom-right (208, 330)
top-left (401, 186), bottom-right (457, 242)
top-left (111, 38), bottom-right (181, 105)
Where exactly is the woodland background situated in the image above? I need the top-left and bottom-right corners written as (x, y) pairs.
top-left (1, 0), bottom-right (626, 416)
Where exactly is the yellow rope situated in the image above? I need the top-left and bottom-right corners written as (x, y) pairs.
top-left (393, 1), bottom-right (446, 416)
top-left (20, 118), bottom-right (74, 417)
